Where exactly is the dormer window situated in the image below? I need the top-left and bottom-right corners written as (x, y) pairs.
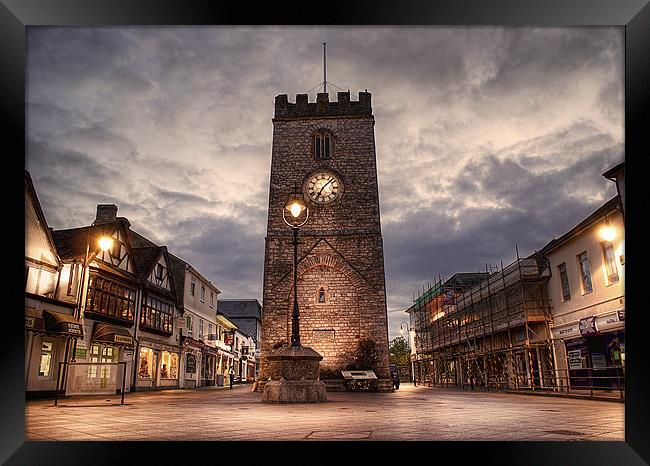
top-left (314, 130), bottom-right (332, 160)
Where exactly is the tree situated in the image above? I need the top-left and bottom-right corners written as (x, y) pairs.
top-left (348, 338), bottom-right (379, 370)
top-left (389, 337), bottom-right (410, 367)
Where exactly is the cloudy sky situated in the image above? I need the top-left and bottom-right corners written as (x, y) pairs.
top-left (26, 27), bottom-right (624, 340)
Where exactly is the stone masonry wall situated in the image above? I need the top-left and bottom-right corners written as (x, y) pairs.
top-left (262, 92), bottom-right (390, 381)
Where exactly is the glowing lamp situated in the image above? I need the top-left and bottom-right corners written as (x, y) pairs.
top-left (98, 236), bottom-right (114, 252)
top-left (599, 225), bottom-right (617, 242)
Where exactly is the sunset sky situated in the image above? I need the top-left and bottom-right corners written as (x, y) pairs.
top-left (26, 26), bottom-right (624, 339)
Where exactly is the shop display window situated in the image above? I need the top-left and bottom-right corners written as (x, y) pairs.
top-left (161, 351), bottom-right (179, 379)
top-left (138, 347), bottom-right (153, 378)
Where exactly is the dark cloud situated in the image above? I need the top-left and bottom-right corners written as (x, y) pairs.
top-left (26, 27), bottom-right (623, 339)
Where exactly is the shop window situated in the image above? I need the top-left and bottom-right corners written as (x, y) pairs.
top-left (602, 242), bottom-right (620, 285)
top-left (577, 252), bottom-right (593, 294)
top-left (138, 348), bottom-right (153, 378)
top-left (38, 341), bottom-right (54, 377)
top-left (161, 351), bottom-right (178, 379)
top-left (557, 262), bottom-right (571, 302)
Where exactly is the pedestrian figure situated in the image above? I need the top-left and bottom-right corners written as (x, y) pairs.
top-left (229, 367), bottom-right (235, 390)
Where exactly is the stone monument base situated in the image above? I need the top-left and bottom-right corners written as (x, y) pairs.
top-left (261, 345), bottom-right (327, 403)
top-left (261, 379), bottom-right (327, 403)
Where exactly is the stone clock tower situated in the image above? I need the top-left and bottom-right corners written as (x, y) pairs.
top-left (261, 90), bottom-right (391, 390)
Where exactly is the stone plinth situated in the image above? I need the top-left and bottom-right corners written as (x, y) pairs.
top-left (261, 346), bottom-right (327, 403)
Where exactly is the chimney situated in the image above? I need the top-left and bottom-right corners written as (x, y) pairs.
top-left (95, 204), bottom-right (118, 225)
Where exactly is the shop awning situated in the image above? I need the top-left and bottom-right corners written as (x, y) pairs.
top-left (203, 345), bottom-right (218, 355)
top-left (25, 307), bottom-right (46, 333)
top-left (92, 322), bottom-right (134, 347)
top-left (42, 309), bottom-right (84, 338)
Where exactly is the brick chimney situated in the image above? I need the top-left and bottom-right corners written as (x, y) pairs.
top-left (95, 204), bottom-right (118, 225)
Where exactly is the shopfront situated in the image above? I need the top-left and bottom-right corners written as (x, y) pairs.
top-left (180, 335), bottom-right (203, 389)
top-left (136, 340), bottom-right (181, 390)
top-left (201, 346), bottom-right (217, 387)
top-left (552, 308), bottom-right (625, 391)
top-left (25, 305), bottom-right (84, 397)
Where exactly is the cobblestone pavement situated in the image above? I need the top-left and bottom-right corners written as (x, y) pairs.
top-left (24, 384), bottom-right (624, 441)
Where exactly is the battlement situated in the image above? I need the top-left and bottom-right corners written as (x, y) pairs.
top-left (274, 91), bottom-right (372, 118)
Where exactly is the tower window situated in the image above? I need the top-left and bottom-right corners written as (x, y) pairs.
top-left (314, 130), bottom-right (332, 160)
top-left (318, 287), bottom-right (326, 303)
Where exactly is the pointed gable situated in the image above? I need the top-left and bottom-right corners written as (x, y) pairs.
top-left (148, 250), bottom-right (172, 292)
top-left (94, 224), bottom-right (135, 274)
top-left (25, 171), bottom-right (59, 269)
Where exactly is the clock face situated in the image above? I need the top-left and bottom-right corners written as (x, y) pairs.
top-left (305, 172), bottom-right (342, 204)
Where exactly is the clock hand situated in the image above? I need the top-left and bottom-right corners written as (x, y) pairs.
top-left (317, 179), bottom-right (334, 197)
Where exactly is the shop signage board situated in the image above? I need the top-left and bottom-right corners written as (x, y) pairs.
top-left (224, 332), bottom-right (234, 346)
top-left (114, 334), bottom-right (133, 346)
top-left (579, 317), bottom-right (598, 336)
top-left (595, 311), bottom-right (625, 333)
top-left (568, 350), bottom-right (583, 369)
top-left (551, 323), bottom-right (579, 340)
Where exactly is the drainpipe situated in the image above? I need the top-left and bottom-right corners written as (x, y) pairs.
top-left (131, 287), bottom-right (142, 392)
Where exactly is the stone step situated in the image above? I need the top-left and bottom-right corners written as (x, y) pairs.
top-left (322, 379), bottom-right (346, 392)
top-left (377, 379), bottom-right (395, 393)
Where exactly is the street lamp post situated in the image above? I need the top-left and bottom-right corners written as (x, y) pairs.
top-left (282, 184), bottom-right (310, 347)
top-left (62, 231), bottom-right (114, 394)
top-left (261, 184), bottom-right (326, 403)
top-left (400, 322), bottom-right (416, 386)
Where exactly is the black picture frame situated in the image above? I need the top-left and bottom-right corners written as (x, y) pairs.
top-left (3, 0), bottom-right (648, 464)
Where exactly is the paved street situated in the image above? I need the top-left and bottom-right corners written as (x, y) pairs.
top-left (25, 384), bottom-right (624, 441)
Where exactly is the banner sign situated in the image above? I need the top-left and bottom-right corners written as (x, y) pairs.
top-left (442, 288), bottom-right (455, 305)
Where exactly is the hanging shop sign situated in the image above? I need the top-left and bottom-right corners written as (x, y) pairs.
top-left (224, 332), bottom-right (234, 346)
top-left (578, 316), bottom-right (598, 336)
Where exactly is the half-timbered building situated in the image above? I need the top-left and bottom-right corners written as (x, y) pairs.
top-left (129, 230), bottom-right (182, 391)
top-left (52, 205), bottom-right (139, 394)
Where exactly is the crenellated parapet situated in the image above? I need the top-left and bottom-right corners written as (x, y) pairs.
top-left (274, 91), bottom-right (372, 119)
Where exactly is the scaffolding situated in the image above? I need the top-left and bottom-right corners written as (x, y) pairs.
top-left (410, 249), bottom-right (557, 392)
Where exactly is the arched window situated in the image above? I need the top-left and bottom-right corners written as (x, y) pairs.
top-left (318, 287), bottom-right (326, 303)
top-left (314, 130), bottom-right (332, 160)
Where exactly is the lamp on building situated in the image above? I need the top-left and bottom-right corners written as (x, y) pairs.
top-left (400, 322), bottom-right (416, 386)
top-left (599, 211), bottom-right (618, 242)
top-left (73, 233), bottom-right (114, 339)
top-left (282, 184), bottom-right (310, 347)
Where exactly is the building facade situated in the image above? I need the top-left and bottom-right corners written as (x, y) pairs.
top-left (218, 299), bottom-right (262, 379)
top-left (408, 260), bottom-right (555, 391)
top-left (168, 254), bottom-right (223, 388)
top-left (25, 172), bottom-right (84, 398)
top-left (541, 196), bottom-right (625, 394)
top-left (261, 91), bottom-right (391, 390)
